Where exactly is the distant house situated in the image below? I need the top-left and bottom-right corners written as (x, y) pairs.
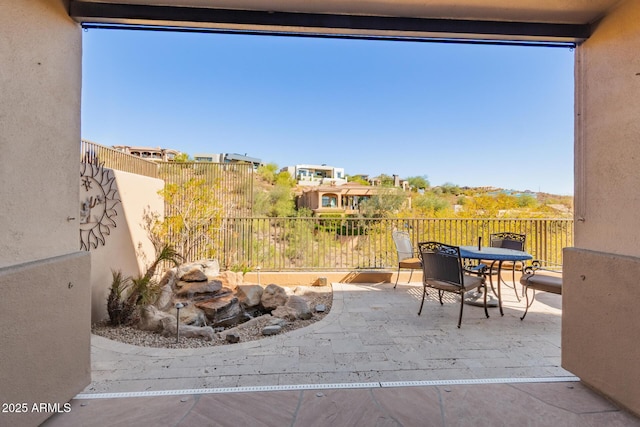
top-left (366, 174), bottom-right (409, 190)
top-left (112, 145), bottom-right (181, 162)
top-left (486, 189), bottom-right (538, 198)
top-left (194, 153), bottom-right (262, 170)
top-left (193, 153), bottom-right (219, 162)
top-left (297, 182), bottom-right (379, 215)
top-left (281, 164), bottom-right (346, 186)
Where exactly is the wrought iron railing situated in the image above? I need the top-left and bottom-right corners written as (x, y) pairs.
top-left (158, 162), bottom-right (253, 218)
top-left (80, 139), bottom-right (159, 178)
top-left (80, 141), bottom-right (572, 272)
top-left (156, 163), bottom-right (254, 261)
top-left (212, 217), bottom-right (573, 271)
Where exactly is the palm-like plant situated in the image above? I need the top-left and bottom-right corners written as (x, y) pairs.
top-left (144, 243), bottom-right (182, 281)
top-left (107, 270), bottom-right (136, 326)
top-left (107, 243), bottom-right (182, 326)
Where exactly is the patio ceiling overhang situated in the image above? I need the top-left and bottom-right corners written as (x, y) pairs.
top-left (69, 0), bottom-right (621, 46)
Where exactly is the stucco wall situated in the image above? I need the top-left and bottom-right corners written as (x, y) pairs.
top-left (0, 252), bottom-right (91, 427)
top-left (0, 0), bottom-right (81, 268)
top-left (0, 1), bottom-right (91, 426)
top-left (87, 169), bottom-right (165, 322)
top-left (574, 0), bottom-right (640, 256)
top-left (563, 248), bottom-right (640, 416)
top-left (566, 0), bottom-right (640, 416)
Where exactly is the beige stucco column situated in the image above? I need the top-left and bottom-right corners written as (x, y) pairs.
top-left (0, 1), bottom-right (91, 426)
top-left (564, 0), bottom-right (640, 416)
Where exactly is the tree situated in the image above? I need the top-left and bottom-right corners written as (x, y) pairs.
top-left (407, 175), bottom-right (430, 191)
top-left (376, 174), bottom-right (395, 187)
top-left (257, 163), bottom-right (280, 184)
top-left (347, 175), bottom-right (370, 185)
top-left (253, 163), bottom-right (297, 217)
top-left (440, 182), bottom-right (461, 195)
top-left (359, 187), bottom-right (407, 217)
top-left (275, 170), bottom-right (296, 187)
top-left (516, 194), bottom-right (538, 208)
top-left (269, 184), bottom-right (296, 217)
top-left (253, 183), bottom-right (296, 217)
top-left (155, 177), bottom-right (224, 261)
top-left (173, 152), bottom-right (192, 162)
top-left (413, 194), bottom-right (450, 216)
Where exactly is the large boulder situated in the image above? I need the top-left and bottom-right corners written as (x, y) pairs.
top-left (174, 303), bottom-right (207, 326)
top-left (155, 283), bottom-right (174, 311)
top-left (138, 305), bottom-right (175, 332)
top-left (201, 259), bottom-right (221, 279)
top-left (215, 270), bottom-right (243, 291)
top-left (158, 268), bottom-right (178, 289)
top-left (261, 284), bottom-right (288, 310)
top-left (175, 279), bottom-right (223, 298)
top-left (236, 284), bottom-right (264, 308)
top-left (285, 295), bottom-right (313, 320)
top-left (178, 264), bottom-right (208, 282)
top-left (271, 305), bottom-right (299, 321)
top-left (217, 314), bottom-right (272, 340)
top-left (160, 317), bottom-right (215, 341)
top-left (195, 294), bottom-right (242, 327)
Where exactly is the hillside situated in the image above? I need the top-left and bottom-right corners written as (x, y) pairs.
top-left (252, 168), bottom-right (573, 218)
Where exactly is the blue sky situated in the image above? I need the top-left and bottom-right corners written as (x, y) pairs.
top-left (82, 29), bottom-right (575, 195)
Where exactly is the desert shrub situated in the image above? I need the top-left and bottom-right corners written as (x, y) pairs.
top-left (106, 243), bottom-right (182, 326)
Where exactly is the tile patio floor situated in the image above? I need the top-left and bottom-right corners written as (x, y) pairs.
top-left (43, 281), bottom-right (640, 426)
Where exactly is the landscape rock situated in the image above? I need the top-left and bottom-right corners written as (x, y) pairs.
top-left (195, 294), bottom-right (242, 327)
top-left (138, 305), bottom-right (175, 332)
top-left (175, 279), bottom-right (223, 298)
top-left (215, 270), bottom-right (243, 291)
top-left (271, 305), bottom-right (299, 321)
top-left (155, 283), bottom-right (174, 311)
top-left (93, 283), bottom-right (331, 347)
top-left (174, 303), bottom-right (207, 326)
top-left (315, 304), bottom-right (326, 313)
top-left (225, 331), bottom-right (240, 343)
top-left (178, 265), bottom-right (208, 282)
top-left (160, 317), bottom-right (215, 341)
top-left (126, 259), bottom-right (331, 343)
top-left (201, 259), bottom-right (221, 279)
top-left (218, 314), bottom-right (272, 340)
top-left (261, 284), bottom-right (288, 310)
top-left (285, 295), bottom-right (312, 320)
top-left (268, 317), bottom-right (287, 327)
top-left (262, 325), bottom-right (281, 336)
top-left (293, 286), bottom-right (320, 296)
top-left (236, 284), bottom-right (264, 308)
top-left (158, 268), bottom-right (178, 289)
top-left (314, 277), bottom-right (328, 286)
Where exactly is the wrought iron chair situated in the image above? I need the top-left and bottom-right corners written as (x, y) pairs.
top-left (479, 232), bottom-right (527, 301)
top-left (418, 241), bottom-right (488, 328)
top-left (392, 231), bottom-right (422, 288)
top-left (519, 262), bottom-right (563, 320)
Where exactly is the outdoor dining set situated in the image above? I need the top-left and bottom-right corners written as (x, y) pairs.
top-left (392, 231), bottom-right (563, 328)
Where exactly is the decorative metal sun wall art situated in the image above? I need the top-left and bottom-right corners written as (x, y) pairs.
top-left (79, 158), bottom-right (121, 250)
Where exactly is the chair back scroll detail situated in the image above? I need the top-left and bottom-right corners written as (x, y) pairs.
top-left (418, 241), bottom-right (463, 287)
top-left (490, 232), bottom-right (526, 251)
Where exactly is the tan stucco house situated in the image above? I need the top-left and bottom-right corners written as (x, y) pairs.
top-left (297, 183), bottom-right (379, 215)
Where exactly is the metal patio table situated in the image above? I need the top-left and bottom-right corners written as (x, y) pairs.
top-left (459, 245), bottom-right (533, 316)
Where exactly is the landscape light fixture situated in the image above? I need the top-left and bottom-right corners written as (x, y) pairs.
top-left (175, 302), bottom-right (184, 343)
